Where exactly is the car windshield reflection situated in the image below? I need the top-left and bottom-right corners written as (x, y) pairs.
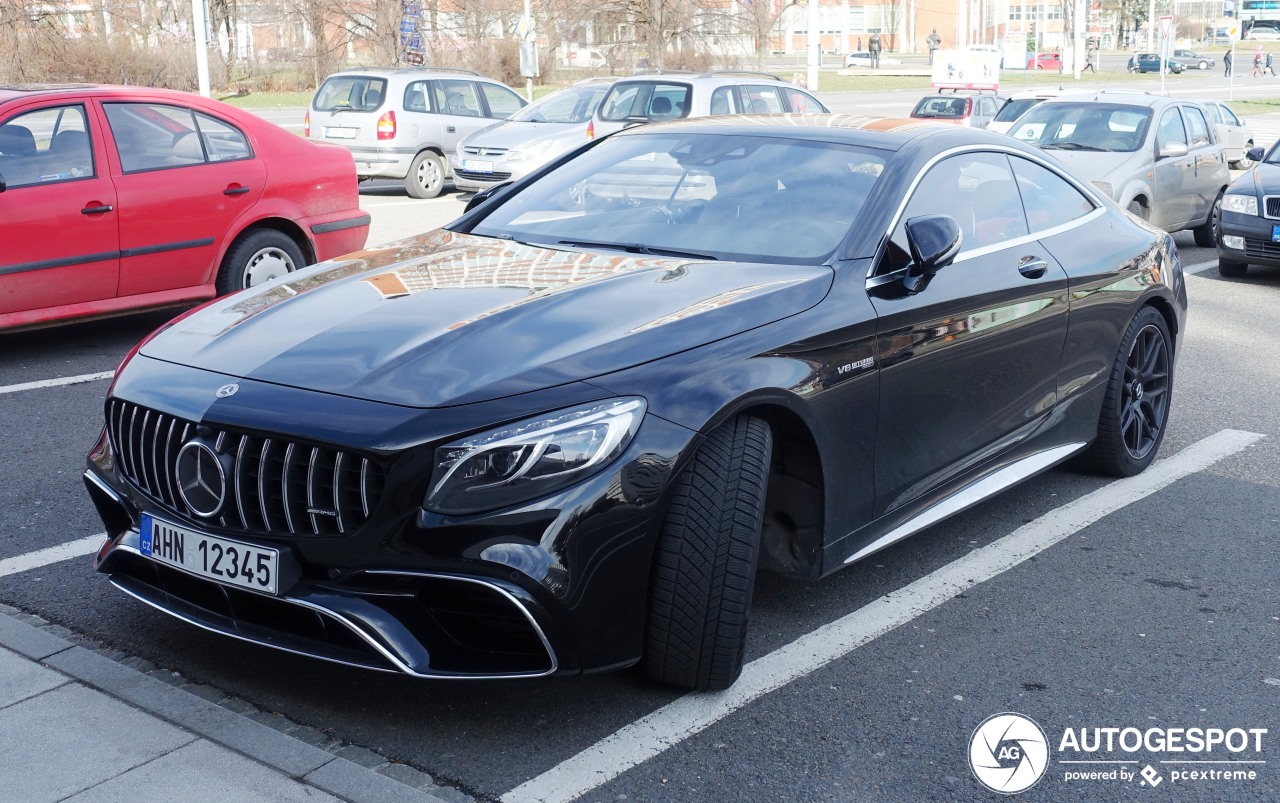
top-left (1010, 103), bottom-right (1153, 153)
top-left (469, 132), bottom-right (888, 264)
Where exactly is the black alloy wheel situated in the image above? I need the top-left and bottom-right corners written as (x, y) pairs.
top-left (1083, 306), bottom-right (1172, 476)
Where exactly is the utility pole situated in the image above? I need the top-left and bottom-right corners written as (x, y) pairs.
top-left (807, 0), bottom-right (819, 91)
top-left (191, 0), bottom-right (211, 97)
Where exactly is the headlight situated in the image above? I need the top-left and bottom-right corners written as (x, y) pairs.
top-left (1221, 194), bottom-right (1259, 216)
top-left (506, 140), bottom-right (557, 162)
top-left (424, 398), bottom-right (646, 514)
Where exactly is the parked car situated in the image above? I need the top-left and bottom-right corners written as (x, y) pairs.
top-left (1128, 53), bottom-right (1186, 73)
top-left (85, 116), bottom-right (1186, 691)
top-left (1217, 142), bottom-right (1280, 276)
top-left (1200, 100), bottom-right (1256, 168)
top-left (1172, 49), bottom-right (1215, 69)
top-left (1008, 93), bottom-right (1229, 243)
top-left (1028, 52), bottom-right (1062, 70)
top-left (306, 67), bottom-right (527, 198)
top-left (0, 84), bottom-right (369, 332)
top-left (1245, 23), bottom-right (1280, 40)
top-left (843, 51), bottom-right (903, 67)
top-left (451, 79), bottom-right (615, 194)
top-left (589, 71), bottom-right (827, 140)
top-left (909, 93), bottom-right (1006, 129)
top-left (987, 89), bottom-right (1086, 135)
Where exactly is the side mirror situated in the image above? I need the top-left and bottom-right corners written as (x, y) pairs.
top-left (464, 181), bottom-right (512, 213)
top-left (1247, 145), bottom-right (1265, 162)
top-left (903, 215), bottom-right (962, 292)
top-left (1158, 141), bottom-right (1189, 159)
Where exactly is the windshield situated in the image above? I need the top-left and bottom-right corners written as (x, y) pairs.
top-left (994, 98), bottom-right (1042, 123)
top-left (467, 132), bottom-right (888, 264)
top-left (912, 96), bottom-right (969, 119)
top-left (509, 84), bottom-right (609, 124)
top-left (313, 76), bottom-right (386, 112)
top-left (1009, 103), bottom-right (1152, 153)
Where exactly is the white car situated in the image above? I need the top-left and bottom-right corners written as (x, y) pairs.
top-left (843, 52), bottom-right (902, 68)
top-left (1201, 100), bottom-right (1257, 169)
top-left (988, 89), bottom-right (1089, 135)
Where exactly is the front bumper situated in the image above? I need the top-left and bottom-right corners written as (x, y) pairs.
top-left (84, 367), bottom-right (692, 679)
top-left (1218, 211), bottom-right (1280, 265)
top-left (449, 156), bottom-right (536, 192)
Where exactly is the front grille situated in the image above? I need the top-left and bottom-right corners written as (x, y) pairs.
top-left (1265, 196), bottom-right (1280, 220)
top-left (454, 169), bottom-right (513, 181)
top-left (107, 399), bottom-right (383, 536)
top-left (1243, 237), bottom-right (1280, 260)
top-left (461, 145), bottom-right (508, 157)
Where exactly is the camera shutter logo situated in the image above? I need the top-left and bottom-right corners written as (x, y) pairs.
top-left (969, 712), bottom-right (1050, 794)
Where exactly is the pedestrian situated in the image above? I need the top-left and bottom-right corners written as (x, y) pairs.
top-left (1254, 44), bottom-right (1264, 76)
top-left (856, 36), bottom-right (862, 52)
top-left (926, 29), bottom-right (941, 65)
top-left (1267, 51), bottom-right (1276, 76)
top-left (1224, 49), bottom-right (1233, 76)
top-left (868, 34), bottom-right (882, 68)
top-left (1083, 45), bottom-right (1097, 72)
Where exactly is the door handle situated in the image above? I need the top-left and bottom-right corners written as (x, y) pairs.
top-left (447, 126), bottom-right (456, 133)
top-left (81, 204), bottom-right (113, 215)
top-left (223, 186), bottom-right (251, 196)
top-left (1018, 257), bottom-right (1049, 279)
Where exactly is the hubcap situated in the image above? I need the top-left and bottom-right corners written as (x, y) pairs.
top-left (416, 158), bottom-right (440, 190)
top-left (242, 247), bottom-right (295, 287)
top-left (1119, 324), bottom-right (1169, 460)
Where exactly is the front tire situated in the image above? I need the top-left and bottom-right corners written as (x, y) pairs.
top-left (1192, 193), bottom-right (1221, 247)
top-left (404, 151), bottom-right (445, 199)
top-left (1218, 259), bottom-right (1248, 278)
top-left (644, 414), bottom-right (772, 691)
top-left (215, 229), bottom-right (306, 295)
top-left (1231, 142), bottom-right (1255, 170)
top-left (1082, 306), bottom-right (1172, 477)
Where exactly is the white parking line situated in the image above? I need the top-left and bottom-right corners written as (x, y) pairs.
top-left (0, 535), bottom-right (105, 579)
top-left (504, 428), bottom-right (1266, 803)
top-left (1183, 259), bottom-right (1219, 275)
top-left (0, 371), bottom-right (114, 396)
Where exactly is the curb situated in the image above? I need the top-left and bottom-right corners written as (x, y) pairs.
top-left (0, 609), bottom-right (453, 803)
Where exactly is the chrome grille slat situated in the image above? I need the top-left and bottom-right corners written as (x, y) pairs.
top-left (109, 400), bottom-right (381, 538)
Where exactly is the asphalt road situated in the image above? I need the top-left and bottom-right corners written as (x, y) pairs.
top-left (2, 103), bottom-right (1278, 801)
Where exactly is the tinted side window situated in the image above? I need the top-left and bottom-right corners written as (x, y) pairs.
top-left (0, 104), bottom-right (93, 189)
top-left (438, 80), bottom-right (482, 117)
top-left (1182, 106), bottom-right (1211, 147)
top-left (882, 152), bottom-right (1027, 272)
top-left (194, 113), bottom-right (251, 162)
top-left (479, 83), bottom-right (524, 119)
top-left (403, 81), bottom-right (431, 113)
top-left (1010, 156), bottom-right (1094, 232)
top-left (709, 87), bottom-right (737, 115)
top-left (1156, 109), bottom-right (1188, 150)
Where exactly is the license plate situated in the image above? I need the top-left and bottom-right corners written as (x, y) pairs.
top-left (1272, 224), bottom-right (1280, 243)
top-left (461, 159), bottom-right (494, 173)
top-left (140, 514), bottom-right (279, 595)
top-left (325, 127), bottom-right (357, 139)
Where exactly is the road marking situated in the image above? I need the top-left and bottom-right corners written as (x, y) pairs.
top-left (504, 428), bottom-right (1265, 803)
top-left (0, 535), bottom-right (105, 579)
top-left (0, 371), bottom-right (114, 396)
top-left (1183, 259), bottom-right (1219, 275)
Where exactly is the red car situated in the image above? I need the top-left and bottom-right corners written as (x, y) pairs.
top-left (0, 85), bottom-right (369, 331)
top-left (1028, 52), bottom-right (1062, 70)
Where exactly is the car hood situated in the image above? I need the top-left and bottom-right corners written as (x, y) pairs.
top-left (139, 231), bottom-right (833, 408)
top-left (1243, 162), bottom-right (1278, 194)
top-left (1038, 149), bottom-right (1138, 183)
top-left (462, 122), bottom-right (586, 152)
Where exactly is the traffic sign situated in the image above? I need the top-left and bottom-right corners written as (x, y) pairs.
top-left (1159, 15), bottom-right (1174, 40)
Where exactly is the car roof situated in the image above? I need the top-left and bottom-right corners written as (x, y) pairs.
top-left (1035, 91), bottom-right (1189, 110)
top-left (0, 83), bottom-right (232, 109)
top-left (609, 113), bottom-right (1026, 152)
top-left (608, 70), bottom-right (797, 88)
top-left (323, 67), bottom-right (494, 82)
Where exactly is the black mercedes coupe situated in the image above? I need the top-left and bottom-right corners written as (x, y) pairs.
top-left (85, 116), bottom-right (1187, 691)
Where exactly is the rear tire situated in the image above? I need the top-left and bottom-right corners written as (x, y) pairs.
top-left (1192, 193), bottom-right (1221, 247)
top-left (404, 151), bottom-right (445, 199)
top-left (1081, 306), bottom-right (1172, 477)
top-left (644, 414), bottom-right (772, 691)
top-left (1218, 259), bottom-right (1248, 278)
top-left (1231, 142), bottom-right (1255, 170)
top-left (1127, 199), bottom-right (1147, 220)
top-left (215, 229), bottom-right (306, 295)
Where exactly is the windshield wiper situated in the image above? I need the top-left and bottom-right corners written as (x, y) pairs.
top-left (1043, 142), bottom-right (1106, 151)
top-left (557, 239), bottom-right (719, 260)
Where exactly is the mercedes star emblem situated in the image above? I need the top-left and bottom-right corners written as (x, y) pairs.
top-left (215, 383), bottom-right (239, 399)
top-left (175, 440), bottom-right (226, 518)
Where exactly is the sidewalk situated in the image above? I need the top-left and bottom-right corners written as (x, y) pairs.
top-left (0, 608), bottom-right (451, 803)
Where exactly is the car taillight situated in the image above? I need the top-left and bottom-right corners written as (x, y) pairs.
top-left (965, 98), bottom-right (973, 117)
top-left (377, 110), bottom-right (396, 140)
top-left (586, 120), bottom-right (594, 140)
top-left (303, 111), bottom-right (310, 138)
